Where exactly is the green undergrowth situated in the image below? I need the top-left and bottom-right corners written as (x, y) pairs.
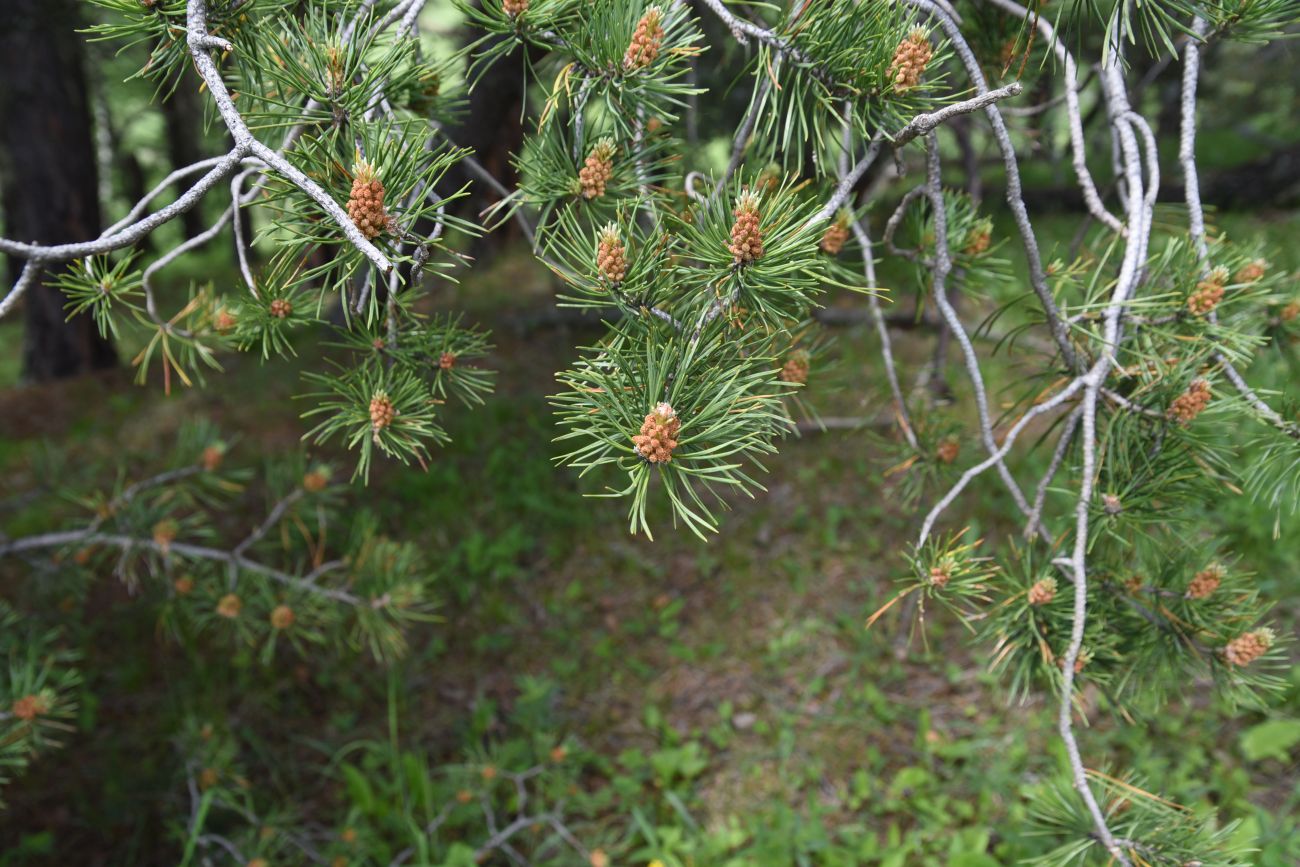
top-left (1, 211), bottom-right (1298, 865)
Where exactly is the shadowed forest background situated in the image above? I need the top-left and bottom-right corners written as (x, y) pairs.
top-left (1, 1), bottom-right (1299, 865)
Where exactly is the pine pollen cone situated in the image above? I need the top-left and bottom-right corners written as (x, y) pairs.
top-left (347, 161), bottom-right (388, 240)
top-left (12, 694), bottom-right (50, 722)
top-left (820, 217), bottom-right (850, 255)
top-left (1028, 577), bottom-right (1056, 606)
top-left (1186, 563), bottom-right (1224, 600)
top-left (597, 224), bottom-right (627, 285)
top-left (888, 29), bottom-right (933, 94)
top-left (369, 393), bottom-right (396, 432)
top-left (1234, 259), bottom-right (1267, 284)
top-left (1223, 628), bottom-right (1274, 667)
top-left (632, 402), bottom-right (681, 463)
top-left (1166, 378), bottom-right (1211, 423)
top-left (624, 6), bottom-right (665, 71)
top-left (1187, 266), bottom-right (1228, 315)
top-left (780, 351), bottom-right (810, 384)
top-left (963, 224), bottom-right (991, 256)
top-left (579, 140), bottom-right (616, 200)
top-left (270, 604), bottom-right (295, 630)
top-left (729, 191), bottom-right (764, 264)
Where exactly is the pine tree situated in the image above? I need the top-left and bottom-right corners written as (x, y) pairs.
top-left (2, 1), bottom-right (1299, 864)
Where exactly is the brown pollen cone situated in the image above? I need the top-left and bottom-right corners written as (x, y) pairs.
top-left (888, 28), bottom-right (933, 93)
top-left (1166, 378), bottom-right (1211, 423)
top-left (201, 444), bottom-right (225, 471)
top-left (1028, 577), bottom-right (1057, 606)
top-left (624, 6), bottom-right (665, 71)
top-left (270, 604), bottom-right (296, 630)
top-left (217, 593), bottom-right (242, 619)
top-left (1187, 266), bottom-right (1228, 315)
top-left (597, 224), bottom-right (627, 285)
top-left (1185, 563), bottom-right (1224, 599)
top-left (936, 437), bottom-right (960, 464)
top-left (12, 694), bottom-right (50, 722)
top-left (728, 191), bottom-right (764, 265)
top-left (820, 215), bottom-right (850, 255)
top-left (631, 402), bottom-right (681, 464)
top-left (579, 139), bottom-right (616, 200)
top-left (502, 0), bottom-right (528, 17)
top-left (1234, 259), bottom-right (1267, 284)
top-left (369, 392), bottom-right (396, 431)
top-left (963, 224), bottom-right (991, 256)
top-left (347, 161), bottom-right (388, 240)
top-left (780, 351), bottom-right (810, 384)
top-left (1223, 628), bottom-right (1274, 667)
top-left (214, 309), bottom-right (237, 332)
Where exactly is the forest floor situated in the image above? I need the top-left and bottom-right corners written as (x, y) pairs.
top-left (1, 212), bottom-right (1298, 865)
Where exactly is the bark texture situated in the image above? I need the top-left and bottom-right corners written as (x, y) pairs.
top-left (0, 0), bottom-right (117, 380)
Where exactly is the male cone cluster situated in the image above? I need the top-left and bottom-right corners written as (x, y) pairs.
top-left (729, 190), bottom-right (764, 264)
top-left (11, 694), bottom-right (50, 722)
top-left (1167, 378), bottom-right (1211, 423)
top-left (153, 519), bottom-right (178, 551)
top-left (579, 139), bottom-right (616, 200)
top-left (632, 402), bottom-right (681, 464)
top-left (624, 6), bottom-right (665, 71)
top-left (303, 468), bottom-right (330, 492)
top-left (597, 224), bottom-right (627, 285)
top-left (927, 559), bottom-right (954, 587)
top-left (369, 392), bottom-right (396, 440)
top-left (217, 593), bottom-right (242, 619)
top-left (270, 604), bottom-right (295, 630)
top-left (963, 221), bottom-right (991, 256)
top-left (888, 28), bottom-right (933, 94)
top-left (324, 45), bottom-right (347, 99)
top-left (780, 350), bottom-right (810, 385)
top-left (1185, 563), bottom-right (1224, 599)
top-left (1058, 648), bottom-right (1090, 673)
top-left (820, 213), bottom-right (850, 255)
top-left (1028, 577), bottom-right (1057, 606)
top-left (936, 437), bottom-right (960, 464)
top-left (1187, 266), bottom-right (1228, 316)
top-left (269, 298), bottom-right (293, 319)
top-left (1234, 259), bottom-right (1267, 284)
top-left (502, 0), bottom-right (528, 17)
top-left (347, 160), bottom-right (389, 240)
top-left (1223, 628), bottom-right (1274, 667)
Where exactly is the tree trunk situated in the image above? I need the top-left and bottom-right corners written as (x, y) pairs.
top-left (162, 77), bottom-right (208, 240)
top-left (0, 0), bottom-right (117, 380)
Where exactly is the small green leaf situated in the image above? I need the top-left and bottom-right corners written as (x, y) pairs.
top-left (1239, 719), bottom-right (1300, 762)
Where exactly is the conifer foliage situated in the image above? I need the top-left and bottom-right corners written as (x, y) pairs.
top-left (2, 0), bottom-right (1300, 864)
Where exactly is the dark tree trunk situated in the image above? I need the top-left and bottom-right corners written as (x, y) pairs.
top-left (441, 22), bottom-right (528, 260)
top-left (0, 0), bottom-right (117, 381)
top-left (162, 77), bottom-right (208, 240)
